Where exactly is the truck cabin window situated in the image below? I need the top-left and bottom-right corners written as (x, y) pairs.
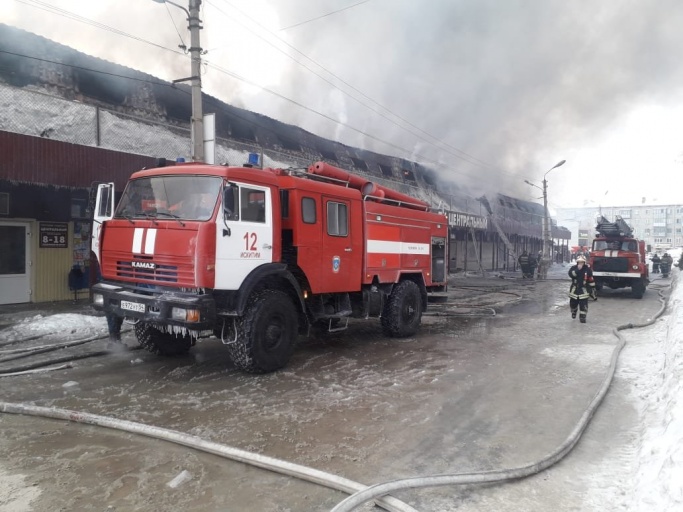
top-left (327, 201), bottom-right (348, 236)
top-left (240, 188), bottom-right (266, 223)
top-left (116, 176), bottom-right (222, 221)
top-left (593, 240), bottom-right (635, 251)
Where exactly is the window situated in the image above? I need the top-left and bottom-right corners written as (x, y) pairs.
top-left (241, 188), bottom-right (266, 223)
top-left (117, 176), bottom-right (221, 221)
top-left (302, 197), bottom-right (316, 224)
top-left (327, 201), bottom-right (348, 236)
top-left (0, 193), bottom-right (9, 215)
top-left (0, 226), bottom-right (26, 274)
top-left (280, 190), bottom-right (289, 218)
top-left (98, 186), bottom-right (113, 217)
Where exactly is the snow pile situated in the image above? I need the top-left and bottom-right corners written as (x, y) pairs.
top-left (630, 276), bottom-right (683, 511)
top-left (1, 313), bottom-right (106, 341)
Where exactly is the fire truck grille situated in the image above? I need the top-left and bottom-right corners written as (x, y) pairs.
top-left (116, 261), bottom-right (180, 283)
top-left (592, 257), bottom-right (629, 273)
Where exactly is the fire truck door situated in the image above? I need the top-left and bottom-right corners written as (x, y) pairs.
top-left (215, 183), bottom-right (273, 290)
top-left (320, 197), bottom-right (361, 292)
top-left (91, 182), bottom-right (115, 264)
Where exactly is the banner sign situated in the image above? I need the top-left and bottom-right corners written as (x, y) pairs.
top-left (447, 212), bottom-right (488, 230)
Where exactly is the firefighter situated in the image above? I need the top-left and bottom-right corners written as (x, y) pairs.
top-left (528, 252), bottom-right (538, 278)
top-left (518, 250), bottom-right (531, 278)
top-left (568, 255), bottom-right (596, 323)
top-left (650, 253), bottom-right (661, 273)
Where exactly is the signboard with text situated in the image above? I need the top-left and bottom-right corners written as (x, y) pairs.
top-left (39, 222), bottom-right (68, 248)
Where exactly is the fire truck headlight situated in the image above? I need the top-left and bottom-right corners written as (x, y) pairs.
top-left (632, 265), bottom-right (639, 270)
top-left (172, 307), bottom-right (201, 322)
top-left (93, 293), bottom-right (104, 306)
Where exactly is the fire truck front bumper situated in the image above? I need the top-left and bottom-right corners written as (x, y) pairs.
top-left (91, 282), bottom-right (216, 331)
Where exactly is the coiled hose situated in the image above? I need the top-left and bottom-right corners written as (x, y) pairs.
top-left (330, 285), bottom-right (670, 512)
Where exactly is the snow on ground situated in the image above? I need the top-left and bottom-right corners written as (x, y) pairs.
top-left (0, 313), bottom-right (107, 342)
top-left (626, 277), bottom-right (683, 511)
top-left (0, 467), bottom-right (40, 512)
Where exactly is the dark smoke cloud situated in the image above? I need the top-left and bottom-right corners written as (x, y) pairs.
top-left (240, 0), bottom-right (683, 202)
top-left (5, 0), bottom-right (683, 206)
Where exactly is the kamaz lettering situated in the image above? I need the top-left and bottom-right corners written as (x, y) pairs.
top-left (131, 261), bottom-right (156, 269)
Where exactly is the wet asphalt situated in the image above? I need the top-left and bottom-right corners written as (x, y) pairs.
top-left (0, 267), bottom-right (671, 511)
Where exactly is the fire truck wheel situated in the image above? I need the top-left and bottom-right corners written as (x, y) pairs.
top-left (228, 289), bottom-right (298, 373)
top-left (631, 279), bottom-right (646, 299)
top-left (381, 280), bottom-right (423, 338)
top-left (134, 322), bottom-right (193, 356)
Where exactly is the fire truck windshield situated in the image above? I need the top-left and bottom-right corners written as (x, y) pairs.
top-left (116, 175), bottom-right (222, 221)
top-left (593, 240), bottom-right (637, 251)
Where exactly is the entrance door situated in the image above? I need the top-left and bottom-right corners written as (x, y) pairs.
top-left (0, 221), bottom-right (31, 304)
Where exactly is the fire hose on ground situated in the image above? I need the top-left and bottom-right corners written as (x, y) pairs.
top-left (329, 283), bottom-right (671, 511)
top-left (0, 401), bottom-right (418, 512)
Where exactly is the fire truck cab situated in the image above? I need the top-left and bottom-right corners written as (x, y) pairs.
top-left (91, 161), bottom-right (448, 373)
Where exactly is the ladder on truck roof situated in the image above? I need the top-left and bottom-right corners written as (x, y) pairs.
top-left (595, 215), bottom-right (633, 237)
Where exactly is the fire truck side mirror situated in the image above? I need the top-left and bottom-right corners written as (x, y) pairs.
top-left (222, 183), bottom-right (239, 237)
top-left (223, 184), bottom-right (238, 220)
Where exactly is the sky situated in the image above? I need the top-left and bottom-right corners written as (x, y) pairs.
top-left (2, 0), bottom-right (683, 209)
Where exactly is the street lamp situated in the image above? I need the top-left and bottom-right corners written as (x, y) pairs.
top-left (525, 159), bottom-right (566, 278)
top-left (152, 0), bottom-right (204, 162)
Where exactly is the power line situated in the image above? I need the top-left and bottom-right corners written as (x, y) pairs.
top-left (0, 50), bottom-right (180, 87)
top-left (207, 0), bottom-right (512, 180)
top-left (9, 0), bottom-right (530, 190)
top-left (13, 0), bottom-right (182, 55)
top-left (163, 2), bottom-right (188, 50)
top-left (14, 0), bottom-right (505, 178)
top-left (279, 0), bottom-right (371, 31)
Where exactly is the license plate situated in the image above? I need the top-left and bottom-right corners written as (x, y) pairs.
top-left (121, 300), bottom-right (145, 313)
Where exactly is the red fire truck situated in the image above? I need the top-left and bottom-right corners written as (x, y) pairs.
top-left (91, 161), bottom-right (448, 372)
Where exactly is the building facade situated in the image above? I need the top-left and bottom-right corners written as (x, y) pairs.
top-left (556, 204), bottom-right (683, 252)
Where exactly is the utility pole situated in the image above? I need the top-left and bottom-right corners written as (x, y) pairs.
top-left (526, 160), bottom-right (565, 279)
top-left (188, 0), bottom-right (204, 162)
top-left (539, 159), bottom-right (566, 279)
top-left (539, 176), bottom-right (552, 279)
top-left (153, 0), bottom-right (204, 162)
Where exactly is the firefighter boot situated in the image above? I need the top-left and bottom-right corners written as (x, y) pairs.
top-left (571, 307), bottom-right (578, 319)
top-left (106, 332), bottom-right (122, 351)
top-left (580, 316), bottom-right (587, 323)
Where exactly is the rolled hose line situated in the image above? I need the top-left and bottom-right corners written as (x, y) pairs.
top-left (0, 401), bottom-right (417, 512)
top-left (330, 285), bottom-right (670, 512)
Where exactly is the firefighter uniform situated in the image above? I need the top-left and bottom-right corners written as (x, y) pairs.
top-left (568, 256), bottom-right (596, 323)
top-left (518, 250), bottom-right (532, 278)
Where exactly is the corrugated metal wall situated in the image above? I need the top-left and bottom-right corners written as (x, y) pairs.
top-left (32, 221), bottom-right (77, 302)
top-left (0, 131), bottom-right (157, 190)
top-left (0, 131), bottom-right (162, 303)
